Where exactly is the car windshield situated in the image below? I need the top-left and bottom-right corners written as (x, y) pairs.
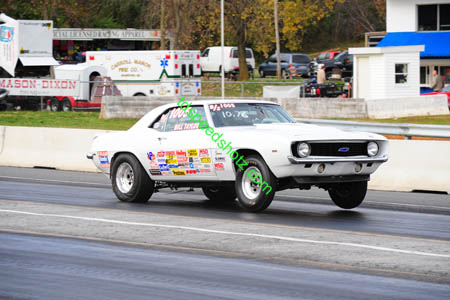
top-left (334, 51), bottom-right (347, 61)
top-left (208, 103), bottom-right (295, 127)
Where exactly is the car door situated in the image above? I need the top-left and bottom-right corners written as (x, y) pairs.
top-left (149, 105), bottom-right (217, 180)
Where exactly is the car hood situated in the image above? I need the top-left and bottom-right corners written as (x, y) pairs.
top-left (220, 123), bottom-right (385, 141)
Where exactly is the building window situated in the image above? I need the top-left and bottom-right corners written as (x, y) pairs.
top-left (420, 66), bottom-right (430, 84)
top-left (440, 66), bottom-right (450, 84)
top-left (395, 64), bottom-right (408, 84)
top-left (418, 4), bottom-right (450, 31)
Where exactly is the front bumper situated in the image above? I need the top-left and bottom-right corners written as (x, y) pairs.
top-left (287, 155), bottom-right (388, 164)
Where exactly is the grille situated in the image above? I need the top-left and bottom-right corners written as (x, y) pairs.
top-left (292, 142), bottom-right (368, 157)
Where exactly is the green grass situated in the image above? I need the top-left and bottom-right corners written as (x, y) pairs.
top-left (0, 111), bottom-right (137, 130)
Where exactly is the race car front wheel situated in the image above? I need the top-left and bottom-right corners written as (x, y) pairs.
top-left (202, 186), bottom-right (236, 202)
top-left (112, 153), bottom-right (154, 203)
top-left (328, 181), bottom-right (367, 209)
top-left (235, 155), bottom-right (276, 212)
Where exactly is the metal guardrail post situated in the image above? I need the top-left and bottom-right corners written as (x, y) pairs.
top-left (241, 82), bottom-right (244, 97)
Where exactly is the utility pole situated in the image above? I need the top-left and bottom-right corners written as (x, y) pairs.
top-left (274, 0), bottom-right (281, 79)
top-left (160, 0), bottom-right (166, 50)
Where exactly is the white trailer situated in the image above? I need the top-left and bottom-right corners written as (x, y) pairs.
top-left (85, 50), bottom-right (202, 97)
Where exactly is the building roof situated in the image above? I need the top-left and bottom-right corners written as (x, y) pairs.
top-left (377, 32), bottom-right (450, 58)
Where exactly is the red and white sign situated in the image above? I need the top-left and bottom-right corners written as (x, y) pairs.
top-left (0, 78), bottom-right (79, 96)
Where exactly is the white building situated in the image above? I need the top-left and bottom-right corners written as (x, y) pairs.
top-left (349, 45), bottom-right (423, 99)
top-left (379, 0), bottom-right (450, 87)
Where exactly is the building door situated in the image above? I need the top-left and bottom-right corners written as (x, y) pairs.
top-left (357, 57), bottom-right (370, 99)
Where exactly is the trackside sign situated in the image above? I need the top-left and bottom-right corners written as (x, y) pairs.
top-left (0, 78), bottom-right (79, 96)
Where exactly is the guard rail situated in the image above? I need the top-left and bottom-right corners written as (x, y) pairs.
top-left (296, 118), bottom-right (450, 139)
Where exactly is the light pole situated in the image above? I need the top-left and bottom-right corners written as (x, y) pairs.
top-left (221, 0), bottom-right (225, 99)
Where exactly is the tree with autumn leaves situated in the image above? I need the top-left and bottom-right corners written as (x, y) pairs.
top-left (2, 0), bottom-right (386, 80)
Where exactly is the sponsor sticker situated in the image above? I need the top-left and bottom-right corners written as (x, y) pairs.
top-left (157, 158), bottom-right (166, 163)
top-left (161, 171), bottom-right (171, 175)
top-left (176, 150), bottom-right (187, 157)
top-left (214, 163), bottom-right (225, 171)
top-left (168, 164), bottom-right (178, 169)
top-left (166, 151), bottom-right (175, 157)
top-left (200, 157), bottom-right (211, 163)
top-left (188, 149), bottom-right (198, 157)
top-left (157, 152), bottom-right (165, 157)
top-left (166, 159), bottom-right (177, 165)
top-left (199, 149), bottom-right (209, 157)
top-left (150, 169), bottom-right (162, 175)
top-left (186, 170), bottom-right (197, 175)
top-left (172, 170), bottom-right (186, 176)
top-left (208, 103), bottom-right (236, 112)
top-left (215, 156), bottom-right (226, 162)
top-left (189, 163), bottom-right (195, 169)
top-left (97, 151), bottom-right (110, 167)
top-left (177, 157), bottom-right (188, 163)
top-left (147, 152), bottom-right (155, 160)
top-left (199, 168), bottom-right (211, 173)
top-left (189, 157), bottom-right (200, 163)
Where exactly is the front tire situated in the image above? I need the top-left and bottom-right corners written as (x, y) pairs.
top-left (259, 69), bottom-right (265, 78)
top-left (112, 154), bottom-right (154, 203)
top-left (202, 186), bottom-right (236, 202)
top-left (328, 181), bottom-right (367, 209)
top-left (235, 155), bottom-right (276, 212)
top-left (50, 98), bottom-right (60, 112)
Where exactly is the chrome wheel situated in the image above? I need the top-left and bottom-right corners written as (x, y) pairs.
top-left (241, 166), bottom-right (262, 203)
top-left (116, 162), bottom-right (134, 193)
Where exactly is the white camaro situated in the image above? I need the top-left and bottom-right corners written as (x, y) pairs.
top-left (87, 99), bottom-right (388, 212)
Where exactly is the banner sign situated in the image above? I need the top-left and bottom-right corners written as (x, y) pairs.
top-left (54, 28), bottom-right (161, 41)
top-left (0, 78), bottom-right (79, 96)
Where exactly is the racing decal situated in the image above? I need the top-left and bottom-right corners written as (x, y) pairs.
top-left (161, 171), bottom-right (171, 175)
top-left (172, 170), bottom-right (186, 176)
top-left (166, 151), bottom-right (176, 158)
top-left (215, 156), bottom-right (226, 162)
top-left (199, 149), bottom-right (209, 157)
top-left (214, 163), bottom-right (225, 171)
top-left (186, 170), bottom-right (197, 175)
top-left (157, 158), bottom-right (166, 163)
top-left (150, 169), bottom-right (162, 176)
top-left (209, 103), bottom-right (236, 112)
top-left (168, 164), bottom-right (178, 169)
top-left (177, 157), bottom-right (188, 163)
top-left (176, 150), bottom-right (187, 157)
top-left (147, 152), bottom-right (155, 160)
top-left (157, 151), bottom-right (165, 157)
top-left (178, 163), bottom-right (190, 169)
top-left (150, 161), bottom-right (159, 169)
top-left (188, 149), bottom-right (198, 157)
top-left (200, 157), bottom-right (211, 163)
top-left (159, 164), bottom-right (170, 172)
top-left (166, 159), bottom-right (177, 165)
top-left (97, 151), bottom-right (110, 167)
top-left (189, 162), bottom-right (195, 169)
top-left (199, 168), bottom-right (211, 173)
top-left (189, 157), bottom-right (200, 163)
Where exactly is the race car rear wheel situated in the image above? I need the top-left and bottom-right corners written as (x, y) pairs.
top-left (328, 181), bottom-right (367, 209)
top-left (112, 154), bottom-right (154, 203)
top-left (235, 155), bottom-right (276, 212)
top-left (202, 186), bottom-right (236, 202)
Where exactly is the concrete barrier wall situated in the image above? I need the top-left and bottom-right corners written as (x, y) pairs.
top-left (366, 94), bottom-right (449, 119)
top-left (0, 126), bottom-right (449, 193)
top-left (0, 126), bottom-right (112, 172)
top-left (274, 98), bottom-right (368, 118)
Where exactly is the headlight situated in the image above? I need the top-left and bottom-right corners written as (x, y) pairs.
top-left (367, 142), bottom-right (379, 157)
top-left (297, 142), bottom-right (311, 158)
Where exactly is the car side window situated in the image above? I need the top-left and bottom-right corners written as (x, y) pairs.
top-left (164, 105), bottom-right (208, 132)
top-left (201, 49), bottom-right (209, 57)
top-left (150, 109), bottom-right (170, 132)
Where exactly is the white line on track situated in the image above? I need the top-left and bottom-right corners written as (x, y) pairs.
top-left (1, 208), bottom-right (449, 258)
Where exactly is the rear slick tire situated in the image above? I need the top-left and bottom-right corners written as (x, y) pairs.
top-left (111, 154), bottom-right (154, 203)
top-left (328, 181), bottom-right (367, 209)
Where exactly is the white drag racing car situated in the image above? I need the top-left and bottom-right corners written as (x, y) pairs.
top-left (87, 99), bottom-right (388, 212)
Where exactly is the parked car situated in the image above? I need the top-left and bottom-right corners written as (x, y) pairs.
top-left (258, 53), bottom-right (311, 79)
top-left (302, 78), bottom-right (343, 98)
top-left (323, 50), bottom-right (354, 79)
top-left (87, 99), bottom-right (388, 213)
top-left (421, 85), bottom-right (450, 107)
top-left (200, 46), bottom-right (255, 77)
top-left (310, 51), bottom-right (341, 76)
